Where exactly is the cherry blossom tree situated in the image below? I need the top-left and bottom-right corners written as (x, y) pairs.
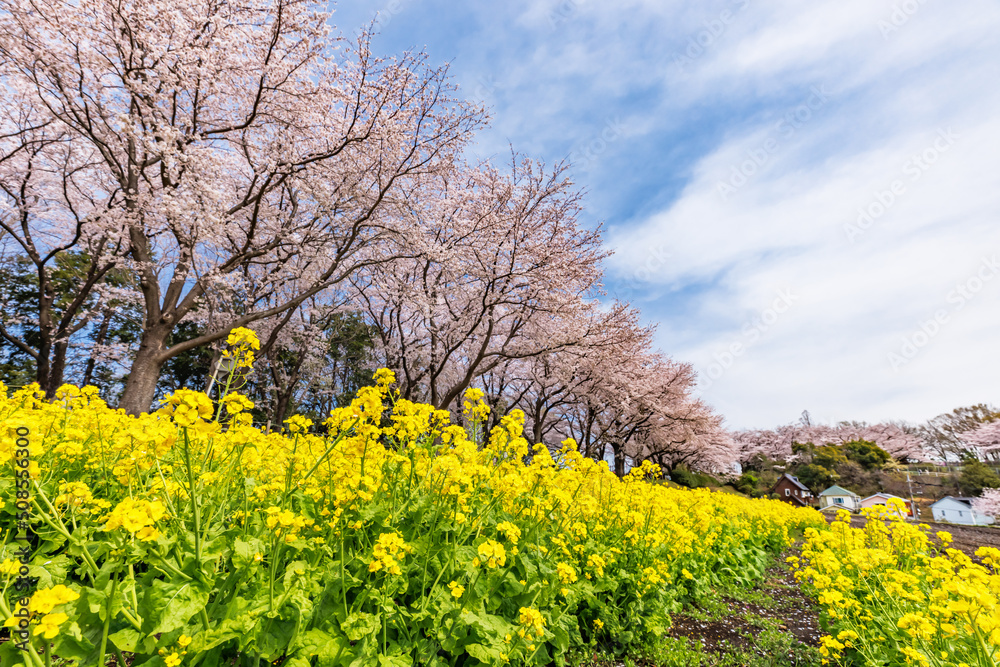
top-left (920, 404), bottom-right (1000, 462)
top-left (0, 88), bottom-right (123, 395)
top-left (629, 397), bottom-right (736, 475)
top-left (974, 488), bottom-right (1000, 518)
top-left (964, 422), bottom-right (1000, 461)
top-left (851, 422), bottom-right (926, 462)
top-left (551, 349), bottom-right (730, 476)
top-left (483, 303), bottom-right (650, 446)
top-left (353, 158), bottom-right (607, 411)
top-left (0, 0), bottom-right (484, 413)
top-left (491, 306), bottom-right (731, 475)
top-left (732, 427), bottom-right (799, 467)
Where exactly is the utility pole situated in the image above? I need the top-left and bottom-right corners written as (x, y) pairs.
top-left (906, 472), bottom-right (917, 521)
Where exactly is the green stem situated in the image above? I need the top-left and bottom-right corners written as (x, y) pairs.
top-left (98, 574), bottom-right (119, 667)
top-left (340, 536), bottom-right (349, 617)
top-left (182, 429), bottom-right (204, 565)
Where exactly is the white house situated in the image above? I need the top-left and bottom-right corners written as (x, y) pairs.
top-left (931, 496), bottom-right (995, 525)
top-left (818, 485), bottom-right (861, 512)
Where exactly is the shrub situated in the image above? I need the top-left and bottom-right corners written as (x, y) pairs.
top-left (733, 472), bottom-right (759, 496)
top-left (959, 461), bottom-right (1000, 496)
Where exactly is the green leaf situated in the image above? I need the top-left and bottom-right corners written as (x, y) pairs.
top-left (377, 655), bottom-right (413, 667)
top-left (232, 536), bottom-right (265, 569)
top-left (27, 554), bottom-right (73, 589)
top-left (141, 578), bottom-right (210, 635)
top-left (107, 627), bottom-right (143, 653)
top-left (341, 611), bottom-right (380, 641)
top-left (0, 640), bottom-right (28, 667)
top-left (550, 624), bottom-right (570, 653)
top-left (256, 616), bottom-right (298, 660)
top-left (297, 627), bottom-right (348, 659)
top-left (466, 642), bottom-right (504, 662)
top-left (191, 615), bottom-right (255, 652)
top-left (51, 622), bottom-right (99, 667)
top-left (463, 610), bottom-right (512, 640)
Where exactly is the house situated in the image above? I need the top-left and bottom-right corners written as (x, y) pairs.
top-left (931, 497), bottom-right (995, 526)
top-left (818, 485), bottom-right (861, 512)
top-left (770, 474), bottom-right (814, 506)
top-left (860, 493), bottom-right (917, 518)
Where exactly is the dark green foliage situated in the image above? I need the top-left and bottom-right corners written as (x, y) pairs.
top-left (842, 440), bottom-right (890, 471)
top-left (670, 466), bottom-right (722, 489)
top-left (670, 467), bottom-right (698, 488)
top-left (795, 464), bottom-right (837, 494)
top-left (812, 445), bottom-right (848, 470)
top-left (733, 472), bottom-right (759, 496)
top-left (959, 461), bottom-right (1000, 496)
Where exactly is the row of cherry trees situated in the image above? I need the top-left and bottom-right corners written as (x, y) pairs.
top-left (733, 405), bottom-right (1000, 470)
top-left (0, 0), bottom-right (734, 473)
top-left (732, 420), bottom-right (926, 465)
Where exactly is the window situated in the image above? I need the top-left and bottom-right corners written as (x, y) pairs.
top-left (835, 498), bottom-right (843, 504)
top-left (785, 489), bottom-right (790, 496)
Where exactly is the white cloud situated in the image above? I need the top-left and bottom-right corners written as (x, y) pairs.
top-left (337, 0), bottom-right (1000, 430)
top-left (609, 8), bottom-right (1000, 429)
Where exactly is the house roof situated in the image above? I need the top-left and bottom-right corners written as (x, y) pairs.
top-left (931, 496), bottom-right (975, 507)
top-left (862, 493), bottom-right (906, 503)
top-left (820, 485), bottom-right (859, 497)
top-left (775, 473), bottom-right (811, 493)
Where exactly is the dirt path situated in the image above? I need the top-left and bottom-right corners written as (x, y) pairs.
top-left (661, 555), bottom-right (825, 666)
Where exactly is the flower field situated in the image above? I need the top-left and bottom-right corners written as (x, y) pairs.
top-left (0, 335), bottom-right (823, 666)
top-left (794, 502), bottom-right (1000, 667)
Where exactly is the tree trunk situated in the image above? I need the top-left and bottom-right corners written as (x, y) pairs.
top-left (613, 443), bottom-right (626, 477)
top-left (273, 390), bottom-right (293, 427)
top-left (47, 339), bottom-right (69, 397)
top-left (119, 326), bottom-right (170, 415)
top-left (532, 397), bottom-right (545, 443)
top-left (35, 338), bottom-right (52, 396)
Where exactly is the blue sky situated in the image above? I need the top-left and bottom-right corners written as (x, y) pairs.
top-left (330, 0), bottom-right (1000, 430)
